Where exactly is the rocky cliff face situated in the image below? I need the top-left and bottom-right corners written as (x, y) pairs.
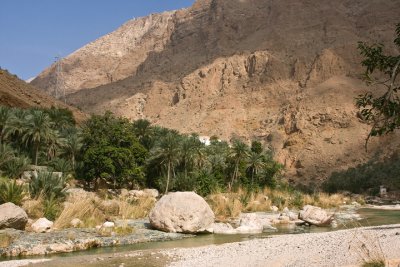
top-left (31, 0), bottom-right (400, 183)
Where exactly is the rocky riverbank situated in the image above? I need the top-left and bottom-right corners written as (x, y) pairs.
top-left (0, 220), bottom-right (190, 257)
top-left (2, 224), bottom-right (399, 267)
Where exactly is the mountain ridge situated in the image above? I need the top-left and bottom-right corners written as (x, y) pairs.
top-left (30, 0), bottom-right (400, 183)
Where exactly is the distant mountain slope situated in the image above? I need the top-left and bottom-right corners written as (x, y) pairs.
top-left (0, 69), bottom-right (87, 123)
top-left (31, 0), bottom-right (400, 183)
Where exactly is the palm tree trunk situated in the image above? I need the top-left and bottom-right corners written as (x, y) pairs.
top-left (229, 160), bottom-right (239, 191)
top-left (251, 168), bottom-right (255, 186)
top-left (165, 161), bottom-right (171, 194)
top-left (72, 154), bottom-right (75, 170)
top-left (34, 142), bottom-right (39, 165)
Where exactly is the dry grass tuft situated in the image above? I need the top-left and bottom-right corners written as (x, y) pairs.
top-left (207, 187), bottom-right (350, 221)
top-left (54, 197), bottom-right (106, 229)
top-left (311, 193), bottom-right (348, 208)
top-left (350, 228), bottom-right (387, 267)
top-left (22, 197), bottom-right (44, 219)
top-left (207, 193), bottom-right (243, 221)
top-left (53, 193), bottom-right (156, 229)
top-left (117, 196), bottom-right (156, 219)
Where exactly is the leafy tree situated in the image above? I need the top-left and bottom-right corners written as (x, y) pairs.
top-left (79, 112), bottom-right (147, 189)
top-left (356, 23), bottom-right (400, 145)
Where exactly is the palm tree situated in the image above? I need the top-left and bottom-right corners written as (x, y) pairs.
top-left (180, 136), bottom-right (198, 180)
top-left (133, 119), bottom-right (155, 150)
top-left (46, 129), bottom-right (63, 161)
top-left (229, 140), bottom-right (249, 190)
top-left (61, 128), bottom-right (82, 170)
top-left (4, 108), bottom-right (28, 144)
top-left (0, 144), bottom-right (15, 168)
top-left (21, 110), bottom-right (53, 165)
top-left (0, 106), bottom-right (11, 144)
top-left (246, 151), bottom-right (265, 186)
top-left (45, 107), bottom-right (75, 130)
top-left (149, 133), bottom-right (181, 194)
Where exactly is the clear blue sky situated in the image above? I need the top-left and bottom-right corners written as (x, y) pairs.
top-left (0, 0), bottom-right (195, 80)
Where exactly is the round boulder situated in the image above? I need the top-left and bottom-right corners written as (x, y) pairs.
top-left (299, 205), bottom-right (334, 226)
top-left (149, 192), bottom-right (215, 233)
top-left (0, 202), bottom-right (28, 230)
top-left (31, 218), bottom-right (53, 233)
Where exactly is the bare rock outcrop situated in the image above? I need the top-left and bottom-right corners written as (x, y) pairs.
top-left (149, 192), bottom-right (215, 233)
top-left (0, 202), bottom-right (28, 230)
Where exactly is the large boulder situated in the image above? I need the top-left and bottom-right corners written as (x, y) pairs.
top-left (149, 192), bottom-right (215, 233)
top-left (299, 205), bottom-right (334, 226)
top-left (0, 202), bottom-right (28, 230)
top-left (31, 218), bottom-right (53, 233)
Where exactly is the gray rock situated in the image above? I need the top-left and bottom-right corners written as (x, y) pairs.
top-left (102, 221), bottom-right (115, 228)
top-left (235, 213), bottom-right (264, 234)
top-left (31, 218), bottom-right (53, 233)
top-left (299, 205), bottom-right (334, 226)
top-left (149, 192), bottom-right (214, 233)
top-left (210, 222), bottom-right (236, 234)
top-left (143, 189), bottom-right (159, 198)
top-left (0, 202), bottom-right (28, 230)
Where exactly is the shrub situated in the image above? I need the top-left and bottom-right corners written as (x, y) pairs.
top-left (48, 158), bottom-right (73, 175)
top-left (29, 171), bottom-right (66, 200)
top-left (0, 179), bottom-right (25, 205)
top-left (362, 260), bottom-right (385, 267)
top-left (2, 156), bottom-right (30, 179)
top-left (43, 194), bottom-right (62, 221)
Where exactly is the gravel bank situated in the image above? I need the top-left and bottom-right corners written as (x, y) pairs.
top-left (165, 224), bottom-right (400, 267)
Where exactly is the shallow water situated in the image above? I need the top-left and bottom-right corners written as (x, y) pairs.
top-left (42, 208), bottom-right (400, 259)
top-left (2, 208), bottom-right (400, 265)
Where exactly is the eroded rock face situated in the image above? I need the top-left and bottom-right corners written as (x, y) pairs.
top-left (299, 205), bottom-right (334, 226)
top-left (0, 203), bottom-right (28, 230)
top-left (31, 0), bottom-right (400, 185)
top-left (149, 192), bottom-right (215, 233)
top-left (31, 218), bottom-right (53, 233)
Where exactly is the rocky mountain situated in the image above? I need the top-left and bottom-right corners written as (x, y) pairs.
top-left (31, 0), bottom-right (400, 183)
top-left (0, 69), bottom-right (87, 123)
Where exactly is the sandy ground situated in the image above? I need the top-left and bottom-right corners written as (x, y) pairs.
top-left (165, 224), bottom-right (400, 267)
top-left (1, 224), bottom-right (400, 267)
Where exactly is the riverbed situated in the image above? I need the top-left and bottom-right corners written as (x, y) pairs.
top-left (1, 208), bottom-right (400, 267)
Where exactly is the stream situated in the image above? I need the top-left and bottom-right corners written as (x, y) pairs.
top-left (1, 208), bottom-right (400, 267)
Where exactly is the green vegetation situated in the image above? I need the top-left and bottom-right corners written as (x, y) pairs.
top-left (0, 105), bottom-right (282, 198)
top-left (0, 179), bottom-right (25, 205)
top-left (361, 259), bottom-right (385, 267)
top-left (323, 153), bottom-right (400, 194)
top-left (356, 23), bottom-right (400, 145)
